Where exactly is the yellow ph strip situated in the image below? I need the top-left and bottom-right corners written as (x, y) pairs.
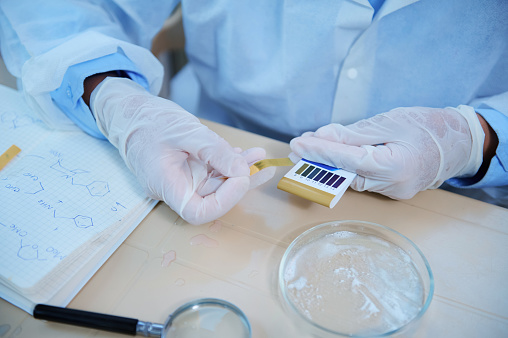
top-left (277, 177), bottom-right (335, 208)
top-left (250, 157), bottom-right (294, 175)
top-left (0, 145), bottom-right (21, 171)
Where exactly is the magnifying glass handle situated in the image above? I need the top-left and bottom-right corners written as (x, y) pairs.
top-left (34, 304), bottom-right (139, 335)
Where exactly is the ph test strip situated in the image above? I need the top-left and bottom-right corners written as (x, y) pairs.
top-left (0, 145), bottom-right (21, 171)
top-left (277, 159), bottom-right (356, 208)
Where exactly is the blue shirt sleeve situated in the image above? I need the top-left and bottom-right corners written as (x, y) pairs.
top-left (447, 107), bottom-right (508, 188)
top-left (50, 49), bottom-right (149, 139)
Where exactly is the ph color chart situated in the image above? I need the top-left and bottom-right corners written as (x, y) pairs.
top-left (277, 159), bottom-right (356, 208)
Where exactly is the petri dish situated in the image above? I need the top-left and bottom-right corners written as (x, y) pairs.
top-left (278, 220), bottom-right (433, 337)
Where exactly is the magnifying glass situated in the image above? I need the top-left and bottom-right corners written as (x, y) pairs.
top-left (33, 298), bottom-right (251, 337)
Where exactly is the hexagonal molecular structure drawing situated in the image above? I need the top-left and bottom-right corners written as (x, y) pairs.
top-left (20, 180), bottom-right (44, 194)
top-left (74, 215), bottom-right (93, 228)
top-left (86, 181), bottom-right (110, 197)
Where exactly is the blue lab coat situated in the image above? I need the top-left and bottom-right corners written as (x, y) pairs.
top-left (0, 0), bottom-right (507, 189)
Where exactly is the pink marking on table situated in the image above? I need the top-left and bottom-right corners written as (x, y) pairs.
top-left (209, 220), bottom-right (223, 233)
top-left (190, 234), bottom-right (219, 248)
top-left (161, 250), bottom-right (176, 267)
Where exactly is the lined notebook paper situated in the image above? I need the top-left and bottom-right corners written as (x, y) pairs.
top-left (0, 85), bottom-right (156, 313)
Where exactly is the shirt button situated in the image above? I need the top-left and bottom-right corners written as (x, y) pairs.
top-left (347, 68), bottom-right (358, 80)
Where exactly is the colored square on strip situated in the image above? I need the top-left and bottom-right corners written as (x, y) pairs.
top-left (313, 170), bottom-right (326, 182)
top-left (295, 163), bottom-right (308, 175)
top-left (320, 172), bottom-right (333, 184)
top-left (326, 174), bottom-right (339, 186)
top-left (308, 168), bottom-right (321, 179)
top-left (302, 166), bottom-right (315, 177)
top-left (332, 176), bottom-right (346, 188)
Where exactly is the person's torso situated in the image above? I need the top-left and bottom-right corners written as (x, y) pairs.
top-left (180, 0), bottom-right (508, 140)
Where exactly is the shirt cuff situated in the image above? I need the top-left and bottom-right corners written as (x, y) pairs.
top-left (447, 107), bottom-right (508, 188)
top-left (50, 49), bottom-right (149, 139)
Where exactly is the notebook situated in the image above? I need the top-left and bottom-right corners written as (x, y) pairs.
top-left (0, 84), bottom-right (157, 313)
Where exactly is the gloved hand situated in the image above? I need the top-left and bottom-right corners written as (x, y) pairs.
top-left (289, 106), bottom-right (485, 199)
top-left (91, 77), bottom-right (274, 224)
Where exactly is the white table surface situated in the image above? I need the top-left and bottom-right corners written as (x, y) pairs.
top-left (1, 120), bottom-right (507, 337)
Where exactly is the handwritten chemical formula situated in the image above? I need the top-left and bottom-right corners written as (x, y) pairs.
top-left (1, 102), bottom-right (148, 288)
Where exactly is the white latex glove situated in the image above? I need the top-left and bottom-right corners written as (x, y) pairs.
top-left (91, 77), bottom-right (274, 224)
top-left (290, 106), bottom-right (485, 199)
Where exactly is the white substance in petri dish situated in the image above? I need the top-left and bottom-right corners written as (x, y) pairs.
top-left (284, 231), bottom-right (424, 336)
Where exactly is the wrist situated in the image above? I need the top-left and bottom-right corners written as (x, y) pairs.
top-left (82, 71), bottom-right (127, 107)
top-left (475, 113), bottom-right (499, 178)
top-left (450, 105), bottom-right (485, 178)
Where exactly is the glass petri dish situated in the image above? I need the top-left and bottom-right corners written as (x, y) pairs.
top-left (278, 220), bottom-right (433, 337)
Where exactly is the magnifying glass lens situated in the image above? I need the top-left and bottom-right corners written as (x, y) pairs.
top-left (165, 301), bottom-right (251, 338)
